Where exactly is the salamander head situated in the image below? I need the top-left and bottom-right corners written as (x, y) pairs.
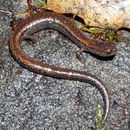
top-left (87, 40), bottom-right (117, 57)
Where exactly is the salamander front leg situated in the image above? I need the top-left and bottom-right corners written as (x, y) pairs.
top-left (76, 48), bottom-right (86, 63)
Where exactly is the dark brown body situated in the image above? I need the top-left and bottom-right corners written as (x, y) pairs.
top-left (9, 11), bottom-right (114, 122)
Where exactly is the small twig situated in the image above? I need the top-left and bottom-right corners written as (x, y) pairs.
top-left (0, 10), bottom-right (12, 15)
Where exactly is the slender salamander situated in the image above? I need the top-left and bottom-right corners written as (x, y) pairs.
top-left (9, 11), bottom-right (117, 122)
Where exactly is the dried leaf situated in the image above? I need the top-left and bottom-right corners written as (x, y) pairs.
top-left (46, 0), bottom-right (130, 29)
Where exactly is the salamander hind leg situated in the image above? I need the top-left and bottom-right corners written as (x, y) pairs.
top-left (23, 35), bottom-right (37, 43)
top-left (27, 0), bottom-right (35, 15)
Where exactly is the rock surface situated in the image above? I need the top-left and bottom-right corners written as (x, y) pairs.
top-left (0, 0), bottom-right (129, 129)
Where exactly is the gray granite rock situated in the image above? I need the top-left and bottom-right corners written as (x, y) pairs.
top-left (0, 0), bottom-right (129, 129)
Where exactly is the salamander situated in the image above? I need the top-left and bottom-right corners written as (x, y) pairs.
top-left (9, 11), bottom-right (116, 122)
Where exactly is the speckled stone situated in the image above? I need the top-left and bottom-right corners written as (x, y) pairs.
top-left (0, 0), bottom-right (129, 129)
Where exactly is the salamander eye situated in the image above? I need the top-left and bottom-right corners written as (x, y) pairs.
top-left (105, 48), bottom-right (112, 54)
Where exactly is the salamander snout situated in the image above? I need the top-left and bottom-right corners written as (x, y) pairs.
top-left (88, 40), bottom-right (117, 57)
top-left (105, 47), bottom-right (117, 55)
